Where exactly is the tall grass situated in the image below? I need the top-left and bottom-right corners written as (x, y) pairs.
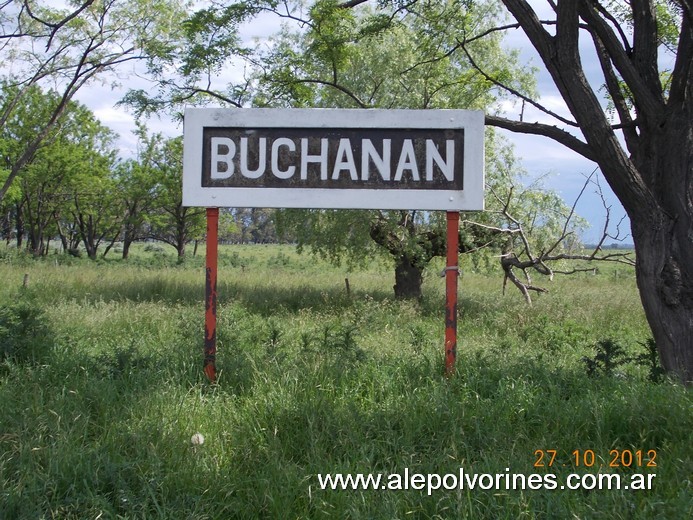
top-left (0, 244), bottom-right (690, 519)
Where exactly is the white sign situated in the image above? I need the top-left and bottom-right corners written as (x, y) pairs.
top-left (183, 108), bottom-right (484, 210)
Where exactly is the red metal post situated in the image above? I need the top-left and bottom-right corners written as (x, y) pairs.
top-left (204, 207), bottom-right (219, 382)
top-left (445, 211), bottom-right (460, 376)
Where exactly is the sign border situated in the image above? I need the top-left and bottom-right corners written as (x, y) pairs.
top-left (183, 108), bottom-right (484, 211)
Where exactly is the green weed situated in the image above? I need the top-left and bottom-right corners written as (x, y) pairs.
top-left (0, 297), bottom-right (52, 364)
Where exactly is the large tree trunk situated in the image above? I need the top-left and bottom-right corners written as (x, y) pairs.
top-left (629, 108), bottom-right (693, 385)
top-left (633, 216), bottom-right (693, 385)
top-left (393, 254), bottom-right (424, 300)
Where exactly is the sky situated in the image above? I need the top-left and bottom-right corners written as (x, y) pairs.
top-left (70, 1), bottom-right (632, 245)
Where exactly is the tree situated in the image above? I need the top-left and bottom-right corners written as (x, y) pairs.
top-left (0, 0), bottom-right (188, 203)
top-left (20, 140), bottom-right (73, 256)
top-left (0, 82), bottom-right (117, 256)
top-left (0, 82), bottom-right (62, 251)
top-left (64, 113), bottom-right (120, 260)
top-left (113, 124), bottom-right (163, 259)
top-left (434, 0), bottom-right (692, 384)
top-left (146, 135), bottom-right (206, 258)
top-left (256, 0), bottom-right (541, 299)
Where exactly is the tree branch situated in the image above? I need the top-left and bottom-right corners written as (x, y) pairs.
top-left (577, 0), bottom-right (665, 121)
top-left (631, 0), bottom-right (664, 100)
top-left (589, 31), bottom-right (640, 152)
top-left (22, 0), bottom-right (96, 50)
top-left (339, 0), bottom-right (371, 8)
top-left (485, 114), bottom-right (595, 161)
top-left (282, 78), bottom-right (369, 108)
top-left (465, 168), bottom-right (635, 304)
top-left (669, 13), bottom-right (693, 105)
top-left (592, 0), bottom-right (632, 54)
top-left (461, 41), bottom-right (579, 127)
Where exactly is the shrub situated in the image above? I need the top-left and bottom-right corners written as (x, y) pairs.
top-left (0, 299), bottom-right (52, 363)
top-left (582, 337), bottom-right (667, 382)
top-left (143, 243), bottom-right (165, 254)
top-left (632, 338), bottom-right (666, 383)
top-left (582, 338), bottom-right (631, 377)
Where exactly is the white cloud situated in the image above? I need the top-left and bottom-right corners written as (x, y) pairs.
top-left (92, 105), bottom-right (134, 125)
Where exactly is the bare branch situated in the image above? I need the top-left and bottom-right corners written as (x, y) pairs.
top-left (261, 1), bottom-right (314, 29)
top-left (501, 254), bottom-right (549, 305)
top-left (461, 219), bottom-right (521, 235)
top-left (543, 167), bottom-right (598, 257)
top-left (339, 0), bottom-right (371, 8)
top-left (279, 78), bottom-right (369, 108)
top-left (400, 20), bottom-right (556, 74)
top-left (464, 166), bottom-right (635, 304)
top-left (553, 267), bottom-right (597, 275)
top-left (546, 251), bottom-right (635, 266)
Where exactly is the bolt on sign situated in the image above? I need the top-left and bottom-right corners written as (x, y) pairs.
top-left (183, 108), bottom-right (484, 210)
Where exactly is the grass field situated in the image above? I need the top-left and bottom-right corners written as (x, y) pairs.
top-left (0, 243), bottom-right (690, 519)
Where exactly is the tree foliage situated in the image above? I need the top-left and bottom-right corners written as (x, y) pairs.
top-left (253, 1), bottom-right (583, 298)
top-left (0, 82), bottom-right (118, 256)
top-left (0, 0), bottom-right (189, 202)
top-left (140, 134), bottom-right (206, 258)
top-left (119, 0), bottom-right (272, 116)
top-left (0, 81), bottom-right (210, 259)
top-left (253, 0), bottom-right (536, 110)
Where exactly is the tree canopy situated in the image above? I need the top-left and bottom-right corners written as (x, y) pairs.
top-left (0, 0), bottom-right (188, 202)
top-left (252, 0), bottom-right (582, 299)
